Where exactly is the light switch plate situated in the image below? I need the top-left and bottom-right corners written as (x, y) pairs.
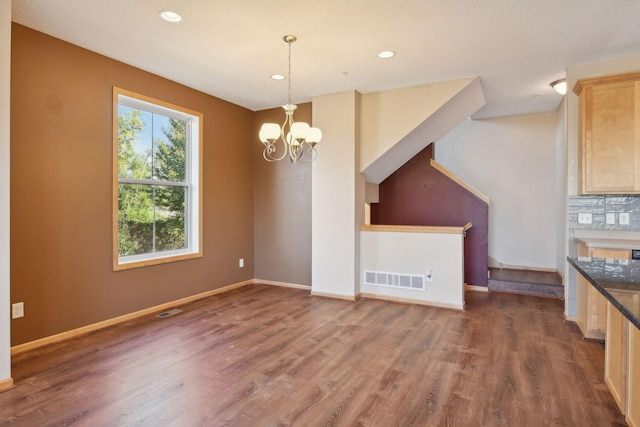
top-left (578, 212), bottom-right (592, 224)
top-left (620, 212), bottom-right (630, 225)
top-left (606, 213), bottom-right (615, 225)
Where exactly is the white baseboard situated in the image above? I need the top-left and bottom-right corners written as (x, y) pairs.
top-left (11, 279), bottom-right (254, 356)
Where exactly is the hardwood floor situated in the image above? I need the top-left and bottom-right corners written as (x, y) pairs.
top-left (1, 285), bottom-right (626, 426)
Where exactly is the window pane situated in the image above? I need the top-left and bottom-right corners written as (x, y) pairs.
top-left (117, 106), bottom-right (152, 180)
top-left (153, 117), bottom-right (187, 183)
top-left (118, 184), bottom-right (154, 256)
top-left (155, 185), bottom-right (187, 252)
top-left (114, 88), bottom-right (201, 270)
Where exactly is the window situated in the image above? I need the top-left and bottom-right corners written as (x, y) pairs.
top-left (113, 88), bottom-right (202, 270)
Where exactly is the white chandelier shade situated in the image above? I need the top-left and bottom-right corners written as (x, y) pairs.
top-left (259, 35), bottom-right (321, 163)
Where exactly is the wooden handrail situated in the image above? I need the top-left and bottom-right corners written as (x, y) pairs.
top-left (429, 160), bottom-right (490, 205)
top-left (361, 223), bottom-right (472, 235)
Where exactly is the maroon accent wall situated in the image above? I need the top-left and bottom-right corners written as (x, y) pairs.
top-left (371, 144), bottom-right (488, 287)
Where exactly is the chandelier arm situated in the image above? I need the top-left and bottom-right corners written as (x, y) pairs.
top-left (263, 149), bottom-right (278, 162)
top-left (263, 129), bottom-right (288, 161)
top-left (298, 144), bottom-right (317, 163)
top-left (289, 144), bottom-right (303, 163)
top-left (263, 108), bottom-right (293, 163)
top-left (265, 141), bottom-right (288, 162)
top-left (282, 111), bottom-right (293, 137)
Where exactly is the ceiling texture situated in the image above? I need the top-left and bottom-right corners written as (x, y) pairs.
top-left (11, 0), bottom-right (640, 119)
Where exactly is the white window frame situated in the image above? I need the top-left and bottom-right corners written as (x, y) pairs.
top-left (113, 87), bottom-right (203, 271)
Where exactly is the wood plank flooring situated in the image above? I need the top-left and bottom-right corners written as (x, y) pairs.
top-left (0, 285), bottom-right (626, 426)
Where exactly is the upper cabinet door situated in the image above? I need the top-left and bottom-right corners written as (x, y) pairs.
top-left (575, 72), bottom-right (640, 194)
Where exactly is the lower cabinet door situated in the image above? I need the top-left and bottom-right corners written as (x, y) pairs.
top-left (605, 302), bottom-right (626, 413)
top-left (628, 324), bottom-right (640, 427)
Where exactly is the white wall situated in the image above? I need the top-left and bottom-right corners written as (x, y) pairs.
top-left (556, 98), bottom-right (567, 279)
top-left (312, 91), bottom-right (362, 298)
top-left (1, 0), bottom-right (12, 388)
top-left (436, 112), bottom-right (558, 269)
top-left (360, 78), bottom-right (485, 184)
top-left (360, 229), bottom-right (465, 310)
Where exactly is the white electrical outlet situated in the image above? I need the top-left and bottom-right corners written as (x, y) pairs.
top-left (606, 213), bottom-right (615, 225)
top-left (620, 212), bottom-right (630, 225)
top-left (577, 212), bottom-right (592, 224)
top-left (426, 270), bottom-right (434, 282)
top-left (12, 302), bottom-right (24, 319)
top-left (239, 258), bottom-right (244, 268)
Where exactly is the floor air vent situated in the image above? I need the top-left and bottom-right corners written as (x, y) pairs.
top-left (364, 271), bottom-right (425, 291)
top-left (156, 308), bottom-right (183, 318)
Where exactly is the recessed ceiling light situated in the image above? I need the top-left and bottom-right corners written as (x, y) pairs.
top-left (378, 50), bottom-right (395, 59)
top-left (271, 74), bottom-right (286, 81)
top-left (159, 10), bottom-right (182, 23)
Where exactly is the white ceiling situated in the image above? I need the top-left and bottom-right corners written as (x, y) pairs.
top-left (11, 0), bottom-right (640, 119)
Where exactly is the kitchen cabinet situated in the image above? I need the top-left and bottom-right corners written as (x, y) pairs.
top-left (606, 301), bottom-right (640, 427)
top-left (629, 324), bottom-right (640, 427)
top-left (605, 301), bottom-right (626, 413)
top-left (576, 243), bottom-right (630, 339)
top-left (568, 256), bottom-right (640, 427)
top-left (574, 71), bottom-right (640, 194)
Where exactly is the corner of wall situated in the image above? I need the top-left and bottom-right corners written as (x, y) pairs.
top-left (0, 0), bottom-right (12, 385)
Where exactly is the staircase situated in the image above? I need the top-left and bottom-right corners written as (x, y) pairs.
top-left (487, 268), bottom-right (564, 299)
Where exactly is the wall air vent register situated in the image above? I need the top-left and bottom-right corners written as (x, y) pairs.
top-left (364, 271), bottom-right (425, 291)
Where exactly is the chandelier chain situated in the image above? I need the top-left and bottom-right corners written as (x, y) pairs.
top-left (287, 40), bottom-right (292, 105)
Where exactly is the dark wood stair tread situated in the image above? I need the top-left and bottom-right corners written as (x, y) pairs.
top-left (488, 267), bottom-right (563, 299)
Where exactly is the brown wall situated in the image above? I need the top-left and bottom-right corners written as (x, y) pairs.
top-left (10, 24), bottom-right (255, 345)
top-left (371, 144), bottom-right (489, 287)
top-left (253, 105), bottom-right (312, 286)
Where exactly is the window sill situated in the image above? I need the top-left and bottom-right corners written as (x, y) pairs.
top-left (114, 250), bottom-right (202, 271)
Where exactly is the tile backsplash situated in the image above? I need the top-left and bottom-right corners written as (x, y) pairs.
top-left (569, 195), bottom-right (640, 231)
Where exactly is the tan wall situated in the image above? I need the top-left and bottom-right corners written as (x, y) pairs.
top-left (10, 24), bottom-right (255, 346)
top-left (253, 105), bottom-right (312, 286)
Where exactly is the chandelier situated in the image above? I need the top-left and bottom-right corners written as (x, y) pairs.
top-left (259, 35), bottom-right (322, 163)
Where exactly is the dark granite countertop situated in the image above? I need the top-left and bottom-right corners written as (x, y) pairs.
top-left (567, 256), bottom-right (640, 330)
